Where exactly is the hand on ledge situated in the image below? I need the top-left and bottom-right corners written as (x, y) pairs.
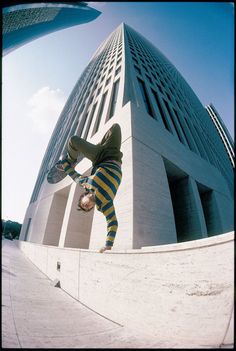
top-left (99, 246), bottom-right (112, 253)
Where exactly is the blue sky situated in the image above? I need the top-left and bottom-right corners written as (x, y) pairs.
top-left (2, 2), bottom-right (234, 223)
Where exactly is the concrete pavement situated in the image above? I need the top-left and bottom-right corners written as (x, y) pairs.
top-left (2, 239), bottom-right (165, 349)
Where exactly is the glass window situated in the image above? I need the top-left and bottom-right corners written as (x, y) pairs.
top-left (134, 65), bottom-right (141, 75)
top-left (156, 83), bottom-right (163, 94)
top-left (117, 58), bottom-right (122, 66)
top-left (169, 86), bottom-right (174, 95)
top-left (80, 103), bottom-right (85, 112)
top-left (166, 91), bottom-right (172, 101)
top-left (176, 100), bottom-right (182, 110)
top-left (142, 64), bottom-right (148, 72)
top-left (83, 103), bottom-right (97, 140)
top-left (163, 99), bottom-right (184, 143)
top-left (88, 94), bottom-right (94, 106)
top-left (137, 78), bottom-right (154, 118)
top-left (92, 91), bottom-right (108, 135)
top-left (115, 66), bottom-right (121, 76)
top-left (151, 72), bottom-right (157, 81)
top-left (105, 76), bottom-right (111, 86)
top-left (160, 80), bottom-right (165, 89)
top-left (97, 86), bottom-right (102, 96)
top-left (108, 79), bottom-right (120, 120)
top-left (151, 89), bottom-right (171, 131)
top-left (145, 74), bottom-right (152, 84)
top-left (173, 108), bottom-right (193, 151)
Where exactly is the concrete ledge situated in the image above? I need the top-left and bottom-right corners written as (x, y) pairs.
top-left (140, 231), bottom-right (234, 252)
top-left (17, 232), bottom-right (234, 348)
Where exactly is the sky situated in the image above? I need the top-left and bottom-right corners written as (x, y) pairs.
top-left (2, 2), bottom-right (234, 224)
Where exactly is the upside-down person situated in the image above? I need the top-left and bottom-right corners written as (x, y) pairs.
top-left (56, 124), bottom-right (123, 253)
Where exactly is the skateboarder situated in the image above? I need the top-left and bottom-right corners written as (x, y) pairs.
top-left (56, 123), bottom-right (123, 253)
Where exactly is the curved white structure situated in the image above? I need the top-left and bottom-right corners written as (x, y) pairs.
top-left (17, 231), bottom-right (234, 348)
top-left (20, 23), bottom-right (234, 250)
top-left (3, 2), bottom-right (101, 56)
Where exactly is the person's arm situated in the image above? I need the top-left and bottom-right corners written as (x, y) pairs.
top-left (62, 160), bottom-right (97, 193)
top-left (101, 201), bottom-right (118, 247)
top-left (62, 160), bottom-right (82, 183)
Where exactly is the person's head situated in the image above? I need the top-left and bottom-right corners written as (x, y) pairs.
top-left (77, 191), bottom-right (95, 212)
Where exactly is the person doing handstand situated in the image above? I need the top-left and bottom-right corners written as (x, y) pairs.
top-left (56, 123), bottom-right (123, 253)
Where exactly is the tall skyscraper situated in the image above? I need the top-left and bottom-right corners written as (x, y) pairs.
top-left (205, 104), bottom-right (234, 168)
top-left (2, 2), bottom-right (101, 56)
top-left (19, 23), bottom-right (234, 250)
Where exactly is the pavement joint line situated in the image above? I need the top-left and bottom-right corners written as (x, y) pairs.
top-left (8, 260), bottom-right (22, 348)
top-left (60, 288), bottom-right (124, 328)
top-left (220, 300), bottom-right (234, 347)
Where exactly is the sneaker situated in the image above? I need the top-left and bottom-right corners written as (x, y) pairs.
top-left (55, 160), bottom-right (65, 172)
top-left (63, 154), bottom-right (77, 167)
top-left (55, 156), bottom-right (77, 171)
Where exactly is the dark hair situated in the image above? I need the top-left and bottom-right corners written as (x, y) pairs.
top-left (77, 191), bottom-right (95, 212)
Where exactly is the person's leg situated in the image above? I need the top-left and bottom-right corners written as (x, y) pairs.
top-left (66, 136), bottom-right (102, 164)
top-left (93, 124), bottom-right (123, 165)
top-left (58, 124), bottom-right (122, 170)
top-left (98, 123), bottom-right (122, 150)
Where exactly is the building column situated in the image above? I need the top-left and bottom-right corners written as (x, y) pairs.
top-left (43, 186), bottom-right (71, 246)
top-left (169, 177), bottom-right (208, 242)
top-left (59, 177), bottom-right (94, 249)
top-left (213, 191), bottom-right (234, 234)
top-left (132, 138), bottom-right (177, 248)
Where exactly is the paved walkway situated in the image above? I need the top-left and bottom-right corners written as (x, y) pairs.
top-left (2, 239), bottom-right (163, 349)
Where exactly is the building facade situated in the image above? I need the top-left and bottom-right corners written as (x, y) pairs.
top-left (205, 103), bottom-right (234, 168)
top-left (2, 2), bottom-right (101, 56)
top-left (20, 23), bottom-right (234, 250)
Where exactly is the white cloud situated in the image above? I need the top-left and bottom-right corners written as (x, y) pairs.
top-left (27, 86), bottom-right (66, 135)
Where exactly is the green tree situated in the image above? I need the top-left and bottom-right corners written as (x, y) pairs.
top-left (2, 220), bottom-right (22, 240)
